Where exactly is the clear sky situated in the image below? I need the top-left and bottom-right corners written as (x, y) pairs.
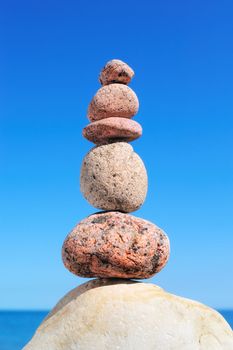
top-left (1, 0), bottom-right (233, 310)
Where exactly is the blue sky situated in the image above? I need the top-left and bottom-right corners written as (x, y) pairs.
top-left (1, 0), bottom-right (233, 309)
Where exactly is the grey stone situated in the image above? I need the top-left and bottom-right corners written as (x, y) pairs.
top-left (80, 142), bottom-right (147, 212)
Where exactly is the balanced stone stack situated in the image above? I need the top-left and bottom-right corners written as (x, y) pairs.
top-left (63, 59), bottom-right (170, 280)
top-left (24, 60), bottom-right (233, 350)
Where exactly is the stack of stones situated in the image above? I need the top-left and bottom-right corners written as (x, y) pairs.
top-left (62, 59), bottom-right (170, 280)
top-left (24, 59), bottom-right (233, 350)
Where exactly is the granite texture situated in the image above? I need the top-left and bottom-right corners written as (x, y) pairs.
top-left (82, 117), bottom-right (142, 144)
top-left (80, 142), bottom-right (147, 212)
top-left (62, 211), bottom-right (170, 278)
top-left (87, 84), bottom-right (139, 122)
top-left (99, 59), bottom-right (134, 85)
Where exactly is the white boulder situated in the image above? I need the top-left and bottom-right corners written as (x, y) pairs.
top-left (23, 279), bottom-right (233, 350)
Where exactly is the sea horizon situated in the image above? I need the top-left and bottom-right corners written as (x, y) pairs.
top-left (1, 307), bottom-right (233, 314)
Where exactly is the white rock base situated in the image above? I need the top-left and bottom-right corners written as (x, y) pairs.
top-left (23, 279), bottom-right (233, 350)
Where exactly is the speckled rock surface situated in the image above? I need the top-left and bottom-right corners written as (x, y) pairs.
top-left (62, 211), bottom-right (170, 278)
top-left (80, 142), bottom-right (147, 212)
top-left (82, 117), bottom-right (142, 144)
top-left (87, 84), bottom-right (139, 122)
top-left (23, 279), bottom-right (233, 350)
top-left (99, 59), bottom-right (134, 85)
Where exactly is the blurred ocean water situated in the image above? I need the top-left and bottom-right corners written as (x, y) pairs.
top-left (0, 310), bottom-right (232, 350)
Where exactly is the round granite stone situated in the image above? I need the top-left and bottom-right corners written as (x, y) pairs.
top-left (80, 142), bottom-right (147, 212)
top-left (82, 117), bottom-right (142, 144)
top-left (87, 84), bottom-right (139, 122)
top-left (62, 211), bottom-right (170, 279)
top-left (99, 59), bottom-right (134, 85)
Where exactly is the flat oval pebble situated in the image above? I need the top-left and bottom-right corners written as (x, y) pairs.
top-left (87, 84), bottom-right (139, 122)
top-left (82, 117), bottom-right (142, 144)
top-left (62, 211), bottom-right (170, 279)
top-left (99, 59), bottom-right (134, 85)
top-left (80, 142), bottom-right (147, 212)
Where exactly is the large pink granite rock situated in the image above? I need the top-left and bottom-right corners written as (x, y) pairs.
top-left (82, 117), bottom-right (142, 144)
top-left (99, 59), bottom-right (134, 85)
top-left (87, 84), bottom-right (139, 122)
top-left (62, 211), bottom-right (170, 279)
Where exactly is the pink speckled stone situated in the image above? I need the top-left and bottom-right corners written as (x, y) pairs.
top-left (82, 117), bottom-right (142, 144)
top-left (62, 211), bottom-right (170, 279)
top-left (99, 59), bottom-right (134, 85)
top-left (87, 84), bottom-right (139, 122)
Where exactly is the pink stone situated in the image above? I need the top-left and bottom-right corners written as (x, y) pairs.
top-left (62, 212), bottom-right (170, 279)
top-left (87, 84), bottom-right (139, 122)
top-left (82, 117), bottom-right (142, 144)
top-left (99, 59), bottom-right (134, 85)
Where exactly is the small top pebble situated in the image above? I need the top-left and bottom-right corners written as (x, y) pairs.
top-left (99, 59), bottom-right (134, 86)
